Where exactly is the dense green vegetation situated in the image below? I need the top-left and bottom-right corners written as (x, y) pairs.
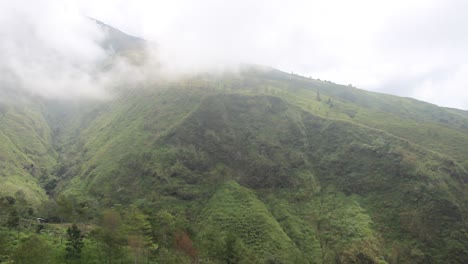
top-left (1, 73), bottom-right (467, 263)
top-left (1, 24), bottom-right (468, 263)
top-left (0, 103), bottom-right (55, 206)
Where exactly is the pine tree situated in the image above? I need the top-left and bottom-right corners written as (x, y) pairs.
top-left (65, 224), bottom-right (84, 263)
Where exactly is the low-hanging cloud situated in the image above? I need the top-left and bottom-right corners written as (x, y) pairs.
top-left (1, 0), bottom-right (467, 109)
top-left (0, 0), bottom-right (160, 101)
top-left (84, 0), bottom-right (468, 109)
top-left (0, 0), bottom-right (106, 99)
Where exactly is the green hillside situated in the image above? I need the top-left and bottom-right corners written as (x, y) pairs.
top-left (19, 75), bottom-right (461, 263)
top-left (197, 181), bottom-right (304, 263)
top-left (1, 25), bottom-right (468, 263)
top-left (0, 101), bottom-right (56, 206)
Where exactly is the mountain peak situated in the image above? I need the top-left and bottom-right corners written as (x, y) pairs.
top-left (89, 17), bottom-right (146, 53)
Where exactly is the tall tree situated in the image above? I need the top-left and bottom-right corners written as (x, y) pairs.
top-left (65, 224), bottom-right (84, 263)
top-left (97, 209), bottom-right (125, 264)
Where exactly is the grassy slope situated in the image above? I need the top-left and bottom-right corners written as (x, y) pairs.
top-left (51, 75), bottom-right (467, 263)
top-left (197, 181), bottom-right (304, 263)
top-left (0, 102), bottom-right (56, 205)
top-left (263, 189), bottom-right (385, 264)
top-left (55, 87), bottom-right (207, 200)
top-left (2, 63), bottom-right (467, 262)
top-left (166, 92), bottom-right (467, 263)
top-left (254, 69), bottom-right (468, 166)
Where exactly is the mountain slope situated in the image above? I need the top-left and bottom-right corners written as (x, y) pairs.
top-left (242, 68), bottom-right (468, 166)
top-left (43, 83), bottom-right (467, 263)
top-left (0, 101), bottom-right (56, 205)
top-left (1, 22), bottom-right (468, 263)
top-left (197, 181), bottom-right (305, 263)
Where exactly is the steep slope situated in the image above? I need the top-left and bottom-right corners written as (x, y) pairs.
top-left (241, 68), bottom-right (468, 167)
top-left (53, 87), bottom-right (206, 201)
top-left (1, 22), bottom-right (467, 262)
top-left (92, 18), bottom-right (146, 53)
top-left (165, 92), bottom-right (468, 262)
top-left (50, 84), bottom-right (467, 262)
top-left (197, 181), bottom-right (304, 263)
top-left (0, 100), bottom-right (56, 205)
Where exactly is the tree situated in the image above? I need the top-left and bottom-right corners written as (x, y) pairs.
top-left (13, 190), bottom-right (28, 217)
top-left (7, 210), bottom-right (20, 239)
top-left (121, 206), bottom-right (152, 264)
top-left (224, 233), bottom-right (241, 264)
top-left (174, 231), bottom-right (197, 263)
top-left (153, 210), bottom-right (177, 248)
top-left (56, 195), bottom-right (76, 222)
top-left (0, 196), bottom-right (15, 220)
top-left (12, 235), bottom-right (52, 264)
top-left (96, 209), bottom-right (125, 264)
top-left (65, 224), bottom-right (84, 263)
top-left (6, 210), bottom-right (19, 229)
top-left (222, 232), bottom-right (260, 264)
top-left (128, 235), bottom-right (145, 264)
top-left (0, 231), bottom-right (9, 262)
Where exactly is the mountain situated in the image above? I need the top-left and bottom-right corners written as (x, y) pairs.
top-left (0, 100), bottom-right (56, 206)
top-left (1, 22), bottom-right (467, 264)
top-left (91, 18), bottom-right (146, 53)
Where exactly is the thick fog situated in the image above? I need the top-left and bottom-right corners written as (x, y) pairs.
top-left (0, 0), bottom-right (157, 100)
top-left (1, 0), bottom-right (468, 109)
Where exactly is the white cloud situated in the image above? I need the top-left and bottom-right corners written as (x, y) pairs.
top-left (0, 0), bottom-right (107, 99)
top-left (0, 0), bottom-right (157, 100)
top-left (1, 0), bottom-right (467, 109)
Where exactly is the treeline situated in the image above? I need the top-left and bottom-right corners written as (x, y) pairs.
top-left (0, 194), bottom-right (199, 264)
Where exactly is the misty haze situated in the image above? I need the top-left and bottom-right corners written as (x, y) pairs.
top-left (0, 1), bottom-right (467, 264)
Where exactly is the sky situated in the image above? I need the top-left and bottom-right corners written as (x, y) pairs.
top-left (1, 0), bottom-right (468, 109)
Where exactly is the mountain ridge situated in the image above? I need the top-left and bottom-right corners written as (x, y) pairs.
top-left (0, 22), bottom-right (467, 263)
